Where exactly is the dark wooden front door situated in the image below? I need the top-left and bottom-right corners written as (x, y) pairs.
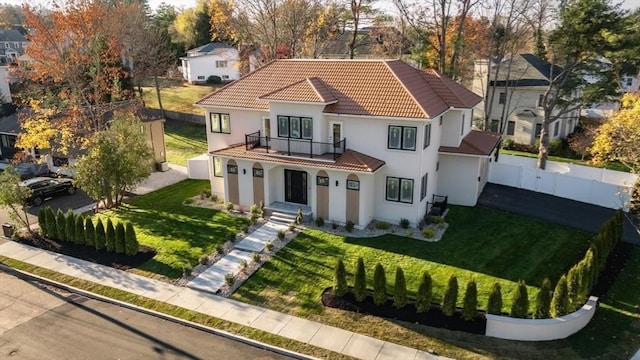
top-left (285, 169), bottom-right (307, 204)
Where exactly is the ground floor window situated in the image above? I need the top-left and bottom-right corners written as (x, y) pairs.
top-left (213, 157), bottom-right (223, 177)
top-left (386, 177), bottom-right (413, 204)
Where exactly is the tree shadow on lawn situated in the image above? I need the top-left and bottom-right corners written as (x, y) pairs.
top-left (138, 257), bottom-right (185, 279)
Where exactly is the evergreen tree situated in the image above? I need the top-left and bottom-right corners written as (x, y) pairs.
top-left (74, 215), bottom-right (85, 245)
top-left (85, 218), bottom-right (96, 248)
top-left (415, 271), bottom-right (433, 313)
top-left (353, 257), bottom-right (367, 302)
top-left (534, 278), bottom-right (552, 319)
top-left (333, 258), bottom-right (347, 297)
top-left (461, 280), bottom-right (478, 321)
top-left (105, 218), bottom-right (115, 252)
top-left (64, 210), bottom-right (75, 244)
top-left (487, 282), bottom-right (503, 315)
top-left (115, 222), bottom-right (126, 254)
top-left (56, 209), bottom-right (66, 241)
top-left (44, 207), bottom-right (56, 240)
top-left (373, 263), bottom-right (387, 306)
top-left (393, 267), bottom-right (407, 309)
top-left (441, 275), bottom-right (458, 316)
top-left (95, 220), bottom-right (106, 251)
top-left (37, 208), bottom-right (46, 236)
top-left (124, 222), bottom-right (138, 256)
top-left (510, 280), bottom-right (529, 318)
top-left (566, 265), bottom-right (581, 311)
top-left (551, 274), bottom-right (569, 317)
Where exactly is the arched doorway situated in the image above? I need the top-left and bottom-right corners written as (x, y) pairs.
top-left (316, 170), bottom-right (329, 219)
top-left (346, 174), bottom-right (360, 225)
top-left (252, 163), bottom-right (264, 205)
top-left (227, 159), bottom-right (239, 204)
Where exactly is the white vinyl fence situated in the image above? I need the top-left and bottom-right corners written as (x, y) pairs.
top-left (489, 154), bottom-right (638, 210)
top-left (187, 153), bottom-right (210, 180)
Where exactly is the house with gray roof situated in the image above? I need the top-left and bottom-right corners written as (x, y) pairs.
top-left (472, 54), bottom-right (579, 145)
top-left (0, 29), bottom-right (27, 65)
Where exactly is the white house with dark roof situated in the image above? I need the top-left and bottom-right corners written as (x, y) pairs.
top-left (473, 54), bottom-right (579, 145)
top-left (196, 59), bottom-right (501, 229)
top-left (181, 42), bottom-right (254, 84)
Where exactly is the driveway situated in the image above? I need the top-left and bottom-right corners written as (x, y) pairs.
top-left (478, 183), bottom-right (640, 245)
top-left (0, 189), bottom-right (94, 228)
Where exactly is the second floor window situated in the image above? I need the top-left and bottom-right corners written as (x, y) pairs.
top-left (216, 60), bottom-right (227, 68)
top-left (277, 115), bottom-right (312, 139)
top-left (499, 92), bottom-right (506, 104)
top-left (388, 125), bottom-right (416, 151)
top-left (210, 113), bottom-right (230, 133)
top-left (423, 124), bottom-right (431, 149)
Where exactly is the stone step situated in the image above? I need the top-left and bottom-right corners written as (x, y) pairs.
top-left (269, 212), bottom-right (297, 225)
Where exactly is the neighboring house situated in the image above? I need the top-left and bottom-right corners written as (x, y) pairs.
top-left (195, 59), bottom-right (501, 229)
top-left (181, 42), bottom-right (255, 84)
top-left (0, 29), bottom-right (27, 65)
top-left (473, 54), bottom-right (579, 145)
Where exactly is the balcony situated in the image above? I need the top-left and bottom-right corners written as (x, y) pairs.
top-left (245, 131), bottom-right (346, 161)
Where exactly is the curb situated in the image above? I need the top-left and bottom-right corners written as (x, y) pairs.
top-left (0, 262), bottom-right (318, 360)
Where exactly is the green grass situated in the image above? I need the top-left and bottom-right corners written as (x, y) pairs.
top-left (164, 121), bottom-right (208, 166)
top-left (142, 84), bottom-right (219, 115)
top-left (99, 180), bottom-right (248, 278)
top-left (502, 149), bottom-right (630, 172)
top-left (0, 256), bottom-right (355, 360)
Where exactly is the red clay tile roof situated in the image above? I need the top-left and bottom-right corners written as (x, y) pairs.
top-left (211, 144), bottom-right (385, 173)
top-left (439, 130), bottom-right (502, 156)
top-left (258, 77), bottom-right (337, 103)
top-left (196, 59), bottom-right (481, 119)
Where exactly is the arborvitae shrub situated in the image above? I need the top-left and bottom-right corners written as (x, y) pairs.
top-left (579, 259), bottom-right (591, 300)
top-left (333, 258), bottom-right (347, 297)
top-left (84, 218), bottom-right (95, 248)
top-left (353, 257), bottom-right (367, 302)
top-left (461, 280), bottom-right (478, 321)
top-left (487, 282), bottom-right (503, 315)
top-left (124, 222), bottom-right (139, 256)
top-left (44, 207), bottom-right (56, 239)
top-left (510, 280), bottom-right (529, 318)
top-left (441, 275), bottom-right (458, 316)
top-left (105, 219), bottom-right (115, 252)
top-left (551, 274), bottom-right (569, 317)
top-left (534, 278), bottom-right (552, 319)
top-left (95, 220), bottom-right (106, 251)
top-left (74, 215), bottom-right (85, 245)
top-left (589, 244), bottom-right (600, 284)
top-left (373, 263), bottom-right (387, 306)
top-left (415, 271), bottom-right (433, 313)
top-left (115, 222), bottom-right (126, 254)
top-left (37, 208), bottom-right (46, 236)
top-left (566, 265), bottom-right (581, 311)
top-left (64, 210), bottom-right (75, 244)
top-left (393, 267), bottom-right (407, 309)
top-left (56, 209), bottom-right (66, 241)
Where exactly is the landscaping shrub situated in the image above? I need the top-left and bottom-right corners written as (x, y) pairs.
top-left (315, 217), bottom-right (325, 227)
top-left (578, 258), bottom-right (591, 301)
top-left (277, 230), bottom-right (285, 240)
top-left (249, 204), bottom-right (259, 216)
top-left (288, 222), bottom-right (296, 231)
top-left (252, 252), bottom-right (261, 263)
top-left (510, 280), bottom-right (529, 318)
top-left (216, 244), bottom-right (225, 254)
top-left (399, 218), bottom-right (410, 229)
top-left (415, 271), bottom-right (433, 313)
top-left (353, 257), bottom-right (367, 302)
top-left (184, 198), bottom-right (194, 204)
top-left (124, 221), bottom-right (140, 255)
top-left (37, 208), bottom-right (46, 236)
top-left (199, 254), bottom-right (209, 266)
top-left (105, 219), bottom-right (116, 252)
top-left (334, 258), bottom-right (347, 297)
top-left (346, 220), bottom-right (355, 233)
top-left (265, 241), bottom-right (274, 251)
top-left (258, 200), bottom-right (265, 217)
top-left (114, 222), bottom-right (126, 254)
top-left (224, 273), bottom-right (235, 286)
top-left (551, 274), bottom-right (569, 317)
top-left (566, 265), bottom-right (582, 311)
top-left (534, 278), bottom-right (552, 319)
top-left (226, 202), bottom-right (234, 211)
top-left (441, 275), bottom-right (458, 317)
top-left (501, 138), bottom-right (515, 150)
top-left (462, 280), bottom-right (478, 321)
top-left (44, 207), bottom-right (56, 239)
top-left (56, 209), bottom-right (66, 241)
top-left (207, 75), bottom-right (222, 84)
top-left (393, 267), bottom-right (407, 309)
top-left (296, 208), bottom-right (303, 225)
top-left (422, 228), bottom-right (435, 238)
top-left (242, 224), bottom-right (250, 233)
top-left (487, 282), bottom-right (503, 315)
top-left (94, 220), bottom-right (106, 251)
top-left (373, 263), bottom-right (387, 306)
top-left (182, 263), bottom-right (192, 277)
top-left (84, 218), bottom-right (95, 248)
top-left (64, 210), bottom-right (76, 244)
top-left (239, 259), bottom-right (248, 272)
top-left (74, 215), bottom-right (85, 245)
top-left (211, 194), bottom-right (219, 203)
top-left (375, 221), bottom-right (389, 230)
top-left (548, 139), bottom-right (563, 156)
top-left (331, 222), bottom-right (338, 229)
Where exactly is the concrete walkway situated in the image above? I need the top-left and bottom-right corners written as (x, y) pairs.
top-left (0, 241), bottom-right (447, 360)
top-left (187, 220), bottom-right (288, 294)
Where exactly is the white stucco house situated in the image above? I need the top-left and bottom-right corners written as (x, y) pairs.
top-left (196, 59), bottom-right (501, 229)
top-left (181, 42), bottom-right (254, 84)
top-left (473, 54), bottom-right (579, 145)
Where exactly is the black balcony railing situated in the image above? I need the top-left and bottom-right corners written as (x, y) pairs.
top-left (245, 131), bottom-right (346, 161)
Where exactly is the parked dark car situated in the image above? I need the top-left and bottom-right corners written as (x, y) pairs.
top-left (14, 162), bottom-right (51, 180)
top-left (20, 177), bottom-right (77, 206)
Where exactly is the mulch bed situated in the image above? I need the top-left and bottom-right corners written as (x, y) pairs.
top-left (321, 287), bottom-right (487, 334)
top-left (15, 233), bottom-right (156, 271)
top-left (590, 241), bottom-right (635, 297)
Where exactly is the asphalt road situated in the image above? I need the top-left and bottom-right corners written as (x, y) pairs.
top-left (0, 273), bottom-right (293, 360)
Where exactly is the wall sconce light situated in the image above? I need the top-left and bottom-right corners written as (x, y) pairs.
top-left (335, 180), bottom-right (339, 187)
top-left (243, 169), bottom-right (246, 175)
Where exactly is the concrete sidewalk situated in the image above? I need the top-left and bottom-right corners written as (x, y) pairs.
top-left (0, 241), bottom-right (447, 360)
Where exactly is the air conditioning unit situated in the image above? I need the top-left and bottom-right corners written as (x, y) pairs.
top-left (157, 162), bottom-right (169, 172)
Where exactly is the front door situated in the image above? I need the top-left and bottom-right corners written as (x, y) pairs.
top-left (285, 169), bottom-right (307, 204)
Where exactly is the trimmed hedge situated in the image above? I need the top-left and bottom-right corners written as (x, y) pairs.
top-left (64, 210), bottom-right (75, 244)
top-left (534, 278), bottom-right (552, 319)
top-left (115, 222), bottom-right (126, 254)
top-left (105, 219), bottom-right (115, 253)
top-left (462, 280), bottom-right (478, 321)
top-left (353, 257), bottom-right (366, 302)
top-left (74, 214), bottom-right (85, 245)
top-left (393, 267), bottom-right (407, 309)
top-left (415, 271), bottom-right (433, 313)
top-left (95, 220), bottom-right (106, 251)
top-left (84, 218), bottom-right (95, 247)
top-left (510, 280), bottom-right (529, 318)
top-left (124, 222), bottom-right (139, 256)
top-left (441, 275), bottom-right (458, 317)
top-left (333, 258), bottom-right (347, 297)
top-left (487, 282), bottom-right (503, 315)
top-left (373, 263), bottom-right (387, 306)
top-left (55, 209), bottom-right (66, 241)
top-left (551, 274), bottom-right (569, 317)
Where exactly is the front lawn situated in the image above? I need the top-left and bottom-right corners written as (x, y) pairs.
top-left (233, 206), bottom-right (593, 358)
top-left (99, 180), bottom-right (248, 278)
top-left (164, 120), bottom-right (208, 166)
